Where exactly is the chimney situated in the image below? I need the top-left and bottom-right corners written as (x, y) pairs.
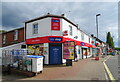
top-left (61, 14), bottom-right (64, 16)
top-left (91, 34), bottom-right (94, 37)
top-left (47, 13), bottom-right (50, 15)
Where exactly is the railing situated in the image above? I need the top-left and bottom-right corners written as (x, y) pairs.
top-left (2, 49), bottom-right (33, 72)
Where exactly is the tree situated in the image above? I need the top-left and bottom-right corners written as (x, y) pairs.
top-left (106, 32), bottom-right (114, 48)
top-left (114, 47), bottom-right (120, 50)
top-left (0, 30), bottom-right (6, 33)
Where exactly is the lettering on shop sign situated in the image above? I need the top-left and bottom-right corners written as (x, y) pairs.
top-left (32, 39), bottom-right (40, 42)
top-left (49, 37), bottom-right (62, 42)
top-left (81, 42), bottom-right (85, 46)
top-left (52, 20), bottom-right (60, 22)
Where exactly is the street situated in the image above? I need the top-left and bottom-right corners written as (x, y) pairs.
top-left (105, 55), bottom-right (118, 80)
top-left (2, 56), bottom-right (108, 81)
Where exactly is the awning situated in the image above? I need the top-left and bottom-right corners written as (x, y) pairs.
top-left (26, 36), bottom-right (96, 48)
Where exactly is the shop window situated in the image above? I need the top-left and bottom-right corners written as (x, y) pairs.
top-left (33, 23), bottom-right (38, 34)
top-left (14, 30), bottom-right (18, 40)
top-left (3, 35), bottom-right (6, 44)
top-left (69, 25), bottom-right (72, 36)
top-left (27, 43), bottom-right (48, 56)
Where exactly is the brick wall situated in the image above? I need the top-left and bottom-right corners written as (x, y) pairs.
top-left (2, 27), bottom-right (24, 47)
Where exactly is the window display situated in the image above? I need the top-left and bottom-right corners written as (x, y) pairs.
top-left (27, 43), bottom-right (48, 56)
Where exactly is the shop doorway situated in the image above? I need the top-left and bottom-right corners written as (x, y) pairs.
top-left (49, 43), bottom-right (62, 64)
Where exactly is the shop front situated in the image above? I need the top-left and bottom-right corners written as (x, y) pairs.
top-left (26, 36), bottom-right (63, 65)
top-left (80, 42), bottom-right (93, 59)
top-left (26, 36), bottom-right (95, 65)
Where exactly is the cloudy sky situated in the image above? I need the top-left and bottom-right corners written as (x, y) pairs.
top-left (1, 1), bottom-right (119, 47)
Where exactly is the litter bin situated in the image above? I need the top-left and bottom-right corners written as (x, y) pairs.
top-left (66, 59), bottom-right (72, 66)
top-left (27, 55), bottom-right (43, 74)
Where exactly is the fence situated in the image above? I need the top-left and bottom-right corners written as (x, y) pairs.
top-left (2, 49), bottom-right (33, 72)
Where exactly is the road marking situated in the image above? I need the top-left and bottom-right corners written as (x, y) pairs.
top-left (103, 56), bottom-right (116, 81)
top-left (104, 69), bottom-right (109, 80)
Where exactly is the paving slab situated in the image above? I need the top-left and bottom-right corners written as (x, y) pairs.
top-left (2, 56), bottom-right (108, 80)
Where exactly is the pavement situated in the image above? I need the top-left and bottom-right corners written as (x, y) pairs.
top-left (105, 55), bottom-right (118, 80)
top-left (2, 55), bottom-right (109, 81)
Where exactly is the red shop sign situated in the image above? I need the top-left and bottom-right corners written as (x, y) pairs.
top-left (51, 18), bottom-right (60, 30)
top-left (91, 41), bottom-right (94, 43)
top-left (63, 30), bottom-right (68, 36)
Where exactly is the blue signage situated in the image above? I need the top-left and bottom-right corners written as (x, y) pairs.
top-left (49, 37), bottom-right (62, 42)
top-left (52, 20), bottom-right (60, 22)
top-left (50, 46), bottom-right (62, 64)
top-left (81, 42), bottom-right (85, 46)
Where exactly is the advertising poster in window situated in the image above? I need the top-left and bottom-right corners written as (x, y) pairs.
top-left (51, 18), bottom-right (60, 30)
top-left (63, 41), bottom-right (75, 59)
top-left (27, 44), bottom-right (45, 56)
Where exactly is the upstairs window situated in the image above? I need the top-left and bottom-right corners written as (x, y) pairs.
top-left (89, 38), bottom-right (90, 43)
top-left (33, 23), bottom-right (38, 34)
top-left (3, 35), bottom-right (6, 44)
top-left (14, 30), bottom-right (18, 40)
top-left (69, 25), bottom-right (72, 36)
top-left (81, 33), bottom-right (84, 41)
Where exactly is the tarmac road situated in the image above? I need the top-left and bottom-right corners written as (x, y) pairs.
top-left (105, 55), bottom-right (118, 80)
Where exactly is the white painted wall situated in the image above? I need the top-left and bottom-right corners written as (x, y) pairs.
top-left (26, 18), bottom-right (51, 39)
top-left (44, 43), bottom-right (49, 64)
top-left (62, 19), bottom-right (78, 40)
top-left (26, 17), bottom-right (92, 45)
top-left (26, 17), bottom-right (63, 39)
top-left (77, 30), bottom-right (81, 41)
top-left (84, 34), bottom-right (89, 43)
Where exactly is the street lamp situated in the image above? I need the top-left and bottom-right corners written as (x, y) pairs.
top-left (96, 14), bottom-right (101, 38)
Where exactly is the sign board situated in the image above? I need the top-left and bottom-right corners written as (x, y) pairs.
top-left (49, 37), bottom-right (62, 42)
top-left (63, 41), bottom-right (75, 59)
top-left (81, 42), bottom-right (85, 46)
top-left (63, 30), bottom-right (68, 36)
top-left (51, 18), bottom-right (60, 30)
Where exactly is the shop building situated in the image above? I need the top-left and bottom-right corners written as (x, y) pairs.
top-left (25, 14), bottom-right (96, 65)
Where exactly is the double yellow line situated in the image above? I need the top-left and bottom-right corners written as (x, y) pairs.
top-left (103, 56), bottom-right (116, 80)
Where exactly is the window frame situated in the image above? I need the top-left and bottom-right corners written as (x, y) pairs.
top-left (69, 25), bottom-right (72, 36)
top-left (81, 32), bottom-right (84, 41)
top-left (14, 30), bottom-right (18, 40)
top-left (3, 35), bottom-right (6, 44)
top-left (33, 23), bottom-right (38, 35)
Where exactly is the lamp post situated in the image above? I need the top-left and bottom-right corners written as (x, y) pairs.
top-left (96, 14), bottom-right (101, 38)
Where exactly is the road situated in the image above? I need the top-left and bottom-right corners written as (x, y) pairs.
top-left (105, 55), bottom-right (118, 80)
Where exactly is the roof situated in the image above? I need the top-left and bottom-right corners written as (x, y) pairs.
top-left (25, 14), bottom-right (93, 38)
top-left (25, 14), bottom-right (78, 27)
top-left (2, 27), bottom-right (24, 34)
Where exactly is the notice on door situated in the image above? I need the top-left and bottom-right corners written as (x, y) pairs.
top-left (50, 46), bottom-right (61, 64)
top-left (63, 41), bottom-right (75, 59)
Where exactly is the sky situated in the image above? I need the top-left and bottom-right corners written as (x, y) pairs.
top-left (1, 1), bottom-right (119, 47)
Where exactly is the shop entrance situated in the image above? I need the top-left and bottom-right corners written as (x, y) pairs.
top-left (49, 43), bottom-right (62, 64)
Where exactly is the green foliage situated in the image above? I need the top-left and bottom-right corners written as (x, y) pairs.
top-left (106, 32), bottom-right (114, 48)
top-left (114, 47), bottom-right (120, 50)
top-left (0, 30), bottom-right (6, 33)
